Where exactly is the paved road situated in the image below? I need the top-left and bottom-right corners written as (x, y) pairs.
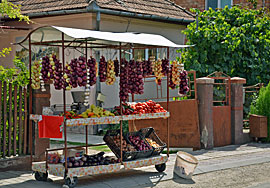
top-left (142, 162), bottom-right (270, 188)
top-left (1, 143), bottom-right (270, 188)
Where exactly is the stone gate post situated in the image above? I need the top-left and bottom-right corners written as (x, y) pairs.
top-left (197, 77), bottom-right (214, 149)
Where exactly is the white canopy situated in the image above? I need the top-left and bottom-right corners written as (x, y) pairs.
top-left (17, 26), bottom-right (193, 48)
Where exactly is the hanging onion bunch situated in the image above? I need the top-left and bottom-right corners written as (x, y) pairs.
top-left (63, 64), bottom-right (72, 90)
top-left (168, 65), bottom-right (176, 89)
top-left (171, 60), bottom-right (181, 85)
top-left (179, 70), bottom-right (189, 95)
top-left (76, 56), bottom-right (87, 87)
top-left (41, 55), bottom-right (53, 82)
top-left (31, 60), bottom-right (41, 89)
top-left (106, 60), bottom-right (116, 85)
top-left (161, 58), bottom-right (169, 76)
top-left (68, 58), bottom-right (78, 88)
top-left (153, 58), bottom-right (163, 85)
top-left (52, 56), bottom-right (64, 90)
top-left (119, 59), bottom-right (129, 102)
top-left (128, 60), bottom-right (144, 94)
top-left (87, 56), bottom-right (97, 86)
top-left (99, 56), bottom-right (107, 82)
top-left (142, 59), bottom-right (153, 77)
top-left (114, 58), bottom-right (120, 77)
top-left (134, 60), bottom-right (144, 94)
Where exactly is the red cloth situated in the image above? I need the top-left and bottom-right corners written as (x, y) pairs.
top-left (38, 115), bottom-right (64, 138)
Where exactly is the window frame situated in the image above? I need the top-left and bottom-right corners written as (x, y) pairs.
top-left (205, 0), bottom-right (233, 10)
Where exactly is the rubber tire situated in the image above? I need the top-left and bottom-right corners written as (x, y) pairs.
top-left (155, 163), bottom-right (166, 172)
top-left (34, 172), bottom-right (48, 181)
top-left (64, 177), bottom-right (78, 188)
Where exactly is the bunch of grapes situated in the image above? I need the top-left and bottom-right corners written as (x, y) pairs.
top-left (77, 56), bottom-right (88, 87)
top-left (99, 56), bottom-right (107, 82)
top-left (31, 60), bottom-right (41, 90)
top-left (142, 59), bottom-right (153, 77)
top-left (106, 60), bottom-right (116, 85)
top-left (119, 59), bottom-right (129, 102)
top-left (41, 55), bottom-right (54, 82)
top-left (161, 58), bottom-right (169, 76)
top-left (168, 66), bottom-right (176, 89)
top-left (52, 56), bottom-right (64, 90)
top-left (171, 60), bottom-right (181, 85)
top-left (179, 70), bottom-right (189, 95)
top-left (153, 58), bottom-right (163, 85)
top-left (114, 59), bottom-right (120, 77)
top-left (87, 56), bottom-right (97, 86)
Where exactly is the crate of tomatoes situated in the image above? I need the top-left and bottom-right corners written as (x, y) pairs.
top-left (139, 127), bottom-right (166, 156)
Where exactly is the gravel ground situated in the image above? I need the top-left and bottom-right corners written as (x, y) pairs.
top-left (142, 162), bottom-right (270, 188)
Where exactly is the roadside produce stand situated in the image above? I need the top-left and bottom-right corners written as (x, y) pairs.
top-left (17, 26), bottom-right (191, 188)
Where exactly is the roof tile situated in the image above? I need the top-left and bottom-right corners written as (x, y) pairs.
top-left (10, 0), bottom-right (194, 22)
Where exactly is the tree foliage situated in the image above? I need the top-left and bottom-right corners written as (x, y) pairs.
top-left (182, 5), bottom-right (270, 85)
top-left (0, 0), bottom-right (29, 22)
top-left (0, 57), bottom-right (29, 86)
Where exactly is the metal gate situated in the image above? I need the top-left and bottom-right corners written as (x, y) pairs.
top-left (208, 72), bottom-right (231, 147)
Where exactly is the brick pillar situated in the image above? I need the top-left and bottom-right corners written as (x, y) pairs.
top-left (231, 77), bottom-right (246, 144)
top-left (197, 77), bottom-right (214, 149)
top-left (32, 84), bottom-right (51, 161)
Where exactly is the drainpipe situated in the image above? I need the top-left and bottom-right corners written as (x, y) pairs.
top-left (96, 10), bottom-right (100, 31)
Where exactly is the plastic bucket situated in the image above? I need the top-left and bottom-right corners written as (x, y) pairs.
top-left (174, 151), bottom-right (198, 179)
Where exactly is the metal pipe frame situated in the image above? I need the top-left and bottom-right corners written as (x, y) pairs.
top-left (62, 32), bottom-right (68, 176)
top-left (26, 30), bottom-right (178, 175)
top-left (166, 47), bottom-right (170, 157)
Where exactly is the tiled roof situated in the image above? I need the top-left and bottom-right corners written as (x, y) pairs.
top-left (10, 0), bottom-right (194, 22)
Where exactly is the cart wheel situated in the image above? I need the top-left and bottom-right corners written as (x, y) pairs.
top-left (64, 177), bottom-right (78, 188)
top-left (155, 163), bottom-right (166, 172)
top-left (34, 171), bottom-right (48, 181)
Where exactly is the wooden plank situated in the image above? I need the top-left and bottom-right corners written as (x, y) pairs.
top-left (13, 85), bottom-right (17, 156)
top-left (8, 83), bottom-right (12, 156)
top-left (18, 86), bottom-right (23, 155)
top-left (23, 87), bottom-right (27, 155)
top-left (0, 81), bottom-right (2, 156)
top-left (2, 82), bottom-right (7, 157)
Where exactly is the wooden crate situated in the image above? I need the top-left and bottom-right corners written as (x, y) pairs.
top-left (249, 114), bottom-right (268, 138)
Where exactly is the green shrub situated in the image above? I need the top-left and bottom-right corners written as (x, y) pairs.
top-left (250, 82), bottom-right (270, 141)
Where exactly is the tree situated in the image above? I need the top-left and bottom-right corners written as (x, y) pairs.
top-left (0, 0), bottom-right (30, 57)
top-left (181, 5), bottom-right (270, 86)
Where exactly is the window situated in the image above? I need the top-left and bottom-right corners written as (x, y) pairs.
top-left (206, 0), bottom-right (232, 10)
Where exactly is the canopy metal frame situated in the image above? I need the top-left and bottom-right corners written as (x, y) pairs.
top-left (21, 25), bottom-right (191, 177)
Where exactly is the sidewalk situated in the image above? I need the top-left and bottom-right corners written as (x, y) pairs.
top-left (1, 143), bottom-right (270, 188)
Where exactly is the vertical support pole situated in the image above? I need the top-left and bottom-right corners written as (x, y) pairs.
top-left (119, 43), bottom-right (123, 163)
top-left (28, 36), bottom-right (33, 163)
top-left (166, 47), bottom-right (170, 157)
top-left (62, 32), bottom-right (68, 175)
top-left (85, 40), bottom-right (88, 155)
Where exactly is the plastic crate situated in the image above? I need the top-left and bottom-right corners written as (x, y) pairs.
top-left (125, 131), bottom-right (153, 159)
top-left (103, 130), bottom-right (137, 161)
top-left (139, 127), bottom-right (166, 156)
